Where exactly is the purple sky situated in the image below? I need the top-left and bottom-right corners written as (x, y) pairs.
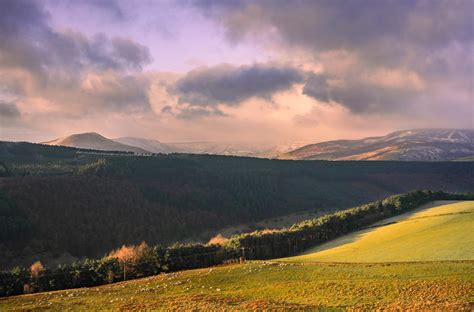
top-left (0, 0), bottom-right (472, 143)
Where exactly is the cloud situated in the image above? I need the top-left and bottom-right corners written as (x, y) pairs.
top-left (0, 1), bottom-right (151, 81)
top-left (190, 0), bottom-right (473, 115)
top-left (0, 101), bottom-right (21, 126)
top-left (0, 101), bottom-right (21, 118)
top-left (302, 68), bottom-right (427, 113)
top-left (0, 0), bottom-right (152, 116)
top-left (192, 1), bottom-right (472, 55)
top-left (171, 63), bottom-right (304, 106)
top-left (176, 107), bottom-right (226, 120)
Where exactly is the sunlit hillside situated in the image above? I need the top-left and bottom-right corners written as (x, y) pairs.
top-left (2, 200), bottom-right (473, 310)
top-left (284, 201), bottom-right (474, 263)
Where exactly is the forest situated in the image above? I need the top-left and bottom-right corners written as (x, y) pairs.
top-left (1, 190), bottom-right (472, 297)
top-left (0, 141), bottom-right (473, 270)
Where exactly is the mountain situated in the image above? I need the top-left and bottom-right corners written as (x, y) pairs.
top-left (113, 137), bottom-right (171, 154)
top-left (43, 132), bottom-right (149, 154)
top-left (283, 129), bottom-right (474, 161)
top-left (163, 141), bottom-right (274, 157)
top-left (114, 139), bottom-right (303, 158)
top-left (42, 133), bottom-right (295, 157)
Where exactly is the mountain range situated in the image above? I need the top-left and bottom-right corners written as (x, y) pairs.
top-left (283, 129), bottom-right (474, 161)
top-left (43, 133), bottom-right (304, 158)
top-left (41, 129), bottom-right (474, 161)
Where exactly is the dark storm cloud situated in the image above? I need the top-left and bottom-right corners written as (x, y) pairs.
top-left (172, 63), bottom-right (304, 106)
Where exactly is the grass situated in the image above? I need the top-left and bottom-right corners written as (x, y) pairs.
top-left (283, 201), bottom-right (474, 263)
top-left (1, 200), bottom-right (473, 310)
top-left (1, 261), bottom-right (473, 310)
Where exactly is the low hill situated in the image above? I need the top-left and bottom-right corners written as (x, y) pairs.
top-left (284, 129), bottom-right (474, 161)
top-left (285, 201), bottom-right (474, 263)
top-left (43, 132), bottom-right (148, 154)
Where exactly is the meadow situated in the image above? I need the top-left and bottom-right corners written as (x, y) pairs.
top-left (1, 201), bottom-right (473, 310)
top-left (284, 201), bottom-right (474, 263)
top-left (1, 261), bottom-right (472, 310)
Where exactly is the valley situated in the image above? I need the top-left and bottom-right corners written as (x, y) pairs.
top-left (2, 199), bottom-right (473, 310)
top-left (1, 141), bottom-right (473, 270)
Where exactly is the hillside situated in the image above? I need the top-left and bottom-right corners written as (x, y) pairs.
top-left (285, 129), bottom-right (474, 161)
top-left (284, 201), bottom-right (474, 263)
top-left (1, 261), bottom-right (472, 310)
top-left (43, 132), bottom-right (148, 154)
top-left (2, 195), bottom-right (473, 310)
top-left (0, 142), bottom-right (473, 270)
top-left (113, 137), bottom-right (171, 154)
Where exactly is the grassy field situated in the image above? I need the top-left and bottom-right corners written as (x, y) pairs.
top-left (1, 201), bottom-right (473, 310)
top-left (284, 201), bottom-right (474, 263)
top-left (1, 261), bottom-right (473, 310)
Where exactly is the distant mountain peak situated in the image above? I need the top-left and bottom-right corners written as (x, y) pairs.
top-left (43, 132), bottom-right (149, 154)
top-left (283, 128), bottom-right (474, 161)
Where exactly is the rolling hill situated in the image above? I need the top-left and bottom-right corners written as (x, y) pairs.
top-left (43, 132), bottom-right (148, 154)
top-left (284, 128), bottom-right (474, 161)
top-left (283, 201), bottom-right (474, 262)
top-left (2, 199), bottom-right (473, 310)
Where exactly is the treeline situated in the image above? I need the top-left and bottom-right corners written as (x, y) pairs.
top-left (1, 142), bottom-right (474, 270)
top-left (1, 190), bottom-right (472, 297)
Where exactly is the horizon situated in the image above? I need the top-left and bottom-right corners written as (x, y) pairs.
top-left (0, 0), bottom-right (473, 144)
top-left (20, 127), bottom-right (474, 146)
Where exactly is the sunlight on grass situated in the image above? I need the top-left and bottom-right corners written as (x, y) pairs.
top-left (283, 201), bottom-right (474, 263)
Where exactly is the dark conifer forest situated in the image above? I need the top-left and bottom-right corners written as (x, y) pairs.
top-left (0, 141), bottom-right (473, 272)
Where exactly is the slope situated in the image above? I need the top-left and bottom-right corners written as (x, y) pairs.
top-left (1, 261), bottom-right (472, 310)
top-left (285, 128), bottom-right (474, 161)
top-left (284, 201), bottom-right (474, 263)
top-left (113, 137), bottom-right (171, 153)
top-left (43, 132), bottom-right (148, 153)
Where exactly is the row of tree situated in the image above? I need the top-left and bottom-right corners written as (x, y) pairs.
top-left (1, 190), bottom-right (472, 297)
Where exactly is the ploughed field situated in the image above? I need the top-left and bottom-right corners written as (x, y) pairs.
top-left (1, 201), bottom-right (473, 310)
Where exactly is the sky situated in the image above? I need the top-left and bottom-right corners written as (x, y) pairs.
top-left (0, 0), bottom-right (472, 143)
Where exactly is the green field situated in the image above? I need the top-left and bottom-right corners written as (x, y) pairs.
top-left (1, 200), bottom-right (474, 310)
top-left (284, 201), bottom-right (474, 263)
top-left (1, 261), bottom-right (472, 310)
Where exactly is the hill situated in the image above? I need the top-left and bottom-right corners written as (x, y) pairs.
top-left (1, 195), bottom-right (473, 309)
top-left (113, 137), bottom-right (171, 154)
top-left (284, 201), bottom-right (474, 263)
top-left (46, 132), bottom-right (302, 157)
top-left (0, 142), bottom-right (473, 270)
top-left (43, 132), bottom-right (149, 154)
top-left (284, 129), bottom-right (474, 161)
top-left (1, 261), bottom-right (472, 310)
